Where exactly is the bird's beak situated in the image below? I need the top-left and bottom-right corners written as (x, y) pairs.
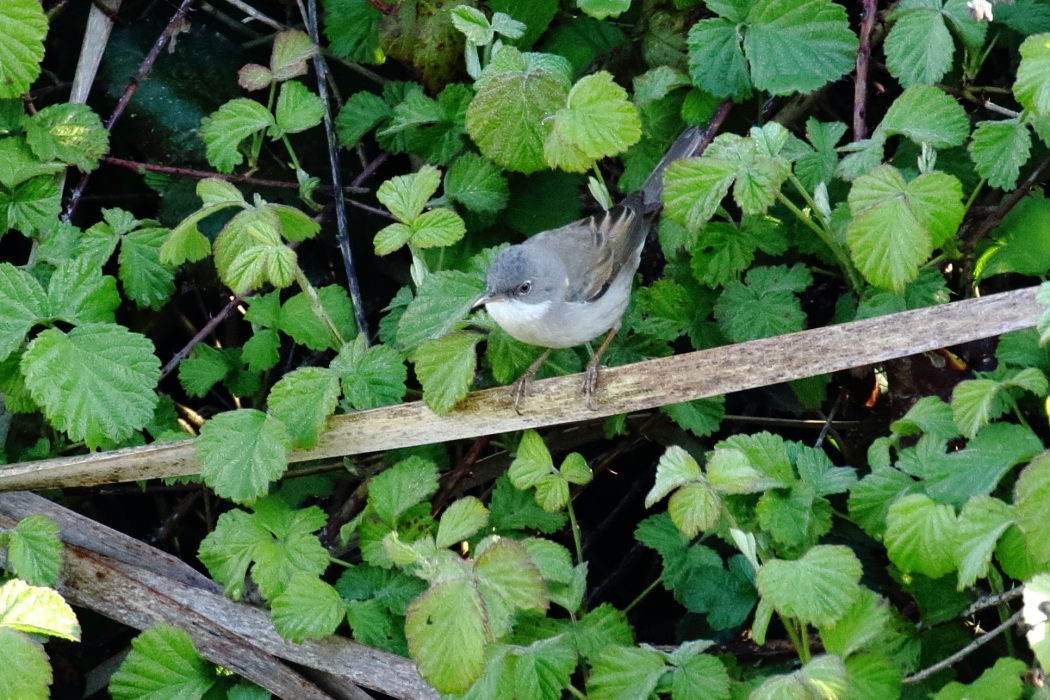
top-left (472, 293), bottom-right (493, 310)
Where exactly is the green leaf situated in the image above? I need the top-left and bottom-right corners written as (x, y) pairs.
top-left (933, 657), bottom-right (1026, 700)
top-left (406, 579), bottom-right (487, 693)
top-left (671, 652), bottom-right (731, 700)
top-left (335, 90), bottom-right (390, 147)
top-left (756, 545), bottom-right (862, 626)
top-left (878, 85), bottom-right (969, 148)
top-left (578, 0), bottom-right (631, 20)
top-left (819, 588), bottom-right (891, 658)
top-left (200, 98), bottom-right (276, 173)
top-left (714, 264), bottom-right (812, 342)
top-left (1015, 451), bottom-right (1050, 567)
top-left (436, 497), bottom-right (489, 549)
top-left (267, 366), bottom-right (340, 449)
top-left (274, 80), bottom-right (324, 135)
top-left (196, 509), bottom-right (268, 598)
top-left (271, 574), bottom-right (346, 643)
top-left (445, 152), bottom-right (510, 214)
top-left (687, 18), bottom-right (752, 99)
top-left (196, 409), bottom-right (291, 504)
top-left (645, 445), bottom-right (702, 507)
top-left (330, 335), bottom-right (407, 410)
top-left (396, 271), bottom-right (484, 351)
top-left (0, 627), bottom-right (50, 700)
top-left (968, 118), bottom-right (1031, 191)
top-left (977, 192), bottom-right (1050, 281)
top-left (475, 537), bottom-right (548, 636)
top-left (544, 71), bottom-right (641, 172)
top-left (21, 324), bottom-right (160, 449)
top-left (509, 430), bottom-right (555, 490)
top-left (178, 344), bottom-right (231, 398)
top-left (751, 655), bottom-right (848, 700)
top-left (450, 5), bottom-right (493, 45)
top-left (108, 625), bottom-right (215, 700)
top-left (0, 578), bottom-right (79, 641)
top-left (884, 0), bottom-right (956, 87)
top-left (0, 175), bottom-right (62, 235)
top-left (368, 455), bottom-right (439, 527)
top-left (846, 165), bottom-right (963, 290)
top-left (270, 28), bottom-right (318, 81)
top-left (884, 493), bottom-right (957, 578)
top-left (0, 262), bottom-right (46, 362)
top-left (586, 646), bottom-right (667, 700)
top-left (0, 0), bottom-right (47, 99)
top-left (23, 103), bottom-right (109, 172)
top-left (279, 284), bottom-right (356, 351)
top-left (46, 256), bottom-right (119, 324)
top-left (1015, 33), bottom-right (1050, 115)
top-left (118, 225), bottom-right (176, 310)
top-left (377, 165), bottom-right (442, 223)
top-left (411, 208), bottom-right (467, 248)
top-left (7, 516), bottom-right (61, 587)
top-left (324, 0), bottom-right (382, 64)
top-left (662, 156), bottom-right (736, 230)
top-left (795, 118), bottom-right (847, 190)
top-left (742, 0), bottom-right (858, 96)
top-left (953, 496), bottom-right (1013, 589)
top-left (465, 47), bottom-right (570, 174)
top-left (244, 498), bottom-right (330, 600)
top-left (489, 476), bottom-right (568, 534)
top-left (414, 331), bottom-right (481, 414)
top-left (669, 482), bottom-right (722, 538)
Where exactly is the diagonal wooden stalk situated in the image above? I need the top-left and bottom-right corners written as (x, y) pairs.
top-left (0, 286), bottom-right (1041, 492)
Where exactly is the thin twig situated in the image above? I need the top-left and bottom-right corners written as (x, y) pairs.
top-left (854, 0), bottom-right (877, 140)
top-left (963, 586), bottom-right (1024, 618)
top-left (903, 610), bottom-right (1023, 684)
top-left (101, 156), bottom-right (368, 193)
top-left (219, 0), bottom-right (285, 30)
top-left (301, 0), bottom-right (372, 343)
top-left (960, 154), bottom-right (1050, 254)
top-left (64, 0), bottom-right (197, 221)
top-left (432, 436), bottom-right (492, 511)
top-left (159, 295), bottom-right (246, 381)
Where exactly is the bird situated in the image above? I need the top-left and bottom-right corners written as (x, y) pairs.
top-left (473, 126), bottom-right (706, 413)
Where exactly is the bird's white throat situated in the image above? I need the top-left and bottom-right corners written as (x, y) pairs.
top-left (484, 298), bottom-right (564, 347)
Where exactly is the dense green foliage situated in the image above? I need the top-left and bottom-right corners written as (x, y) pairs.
top-left (2, 0), bottom-right (1050, 697)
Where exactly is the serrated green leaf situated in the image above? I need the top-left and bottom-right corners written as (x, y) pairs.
top-left (279, 284), bottom-right (356, 351)
top-left (271, 574), bottom-right (345, 643)
top-left (884, 0), bottom-right (956, 87)
top-left (451, 5), bottom-right (493, 45)
top-left (436, 497), bottom-right (489, 548)
top-left (46, 256), bottom-right (119, 324)
top-left (509, 430), bottom-right (555, 490)
top-left (23, 103), bottom-right (109, 172)
top-left (0, 578), bottom-right (79, 641)
top-left (933, 656), bottom-right (1025, 700)
top-left (969, 118), bottom-right (1031, 191)
top-left (714, 264), bottom-right (811, 342)
top-left (21, 324), bottom-right (159, 449)
top-left (270, 28), bottom-right (317, 80)
top-left (0, 175), bottom-right (62, 235)
top-left (377, 165), bottom-right (442, 223)
top-left (819, 588), bottom-right (891, 659)
top-left (178, 344), bottom-right (231, 398)
top-left (756, 545), bottom-right (862, 626)
top-left (7, 516), bottom-right (61, 587)
top-left (465, 48), bottom-right (569, 174)
top-left (578, 0), bottom-right (631, 20)
top-left (406, 579), bottom-right (487, 693)
top-left (0, 0), bottom-right (46, 100)
top-left (267, 366), bottom-right (340, 449)
top-left (662, 156), bottom-right (734, 230)
top-left (751, 654), bottom-right (848, 700)
top-left (953, 496), bottom-right (1013, 589)
top-left (369, 456), bottom-right (439, 527)
top-left (879, 85), bottom-right (969, 148)
top-left (324, 0), bottom-right (383, 64)
top-left (687, 19), bottom-right (752, 99)
top-left (411, 207), bottom-right (466, 248)
top-left (951, 378), bottom-right (1012, 439)
top-left (1016, 33), bottom-right (1050, 115)
top-left (274, 81), bottom-right (324, 135)
top-left (197, 509), bottom-right (269, 598)
top-left (545, 71), bottom-right (641, 172)
top-left (669, 482), bottom-right (721, 538)
top-left (331, 335), bottom-right (407, 410)
top-left (587, 646), bottom-right (666, 700)
top-left (645, 445), bottom-right (702, 507)
top-left (396, 271), bottom-right (485, 352)
top-left (108, 624), bottom-right (214, 700)
top-left (846, 165), bottom-right (963, 291)
top-left (196, 409), bottom-right (291, 503)
top-left (560, 452), bottom-right (592, 486)
top-left (0, 626), bottom-right (50, 700)
top-left (743, 0), bottom-right (858, 96)
top-left (445, 152), bottom-right (509, 214)
top-left (0, 262), bottom-right (46, 362)
top-left (475, 537), bottom-right (548, 636)
top-left (414, 331), bottom-right (481, 414)
top-left (200, 98), bottom-right (275, 173)
top-left (118, 225), bottom-right (176, 309)
top-left (1015, 451), bottom-right (1050, 567)
top-left (884, 493), bottom-right (957, 578)
top-left (335, 90), bottom-right (390, 147)
top-left (977, 193), bottom-right (1050, 281)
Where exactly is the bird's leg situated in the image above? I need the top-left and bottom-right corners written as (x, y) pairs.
top-left (584, 325), bottom-right (619, 410)
top-left (512, 349), bottom-right (552, 415)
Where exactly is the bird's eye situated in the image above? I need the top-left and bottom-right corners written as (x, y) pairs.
top-left (518, 281), bottom-right (532, 295)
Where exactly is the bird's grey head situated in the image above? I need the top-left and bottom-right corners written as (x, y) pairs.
top-left (475, 245), bottom-right (566, 309)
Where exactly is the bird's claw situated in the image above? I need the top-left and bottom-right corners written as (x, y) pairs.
top-left (583, 362), bottom-right (601, 411)
top-left (512, 375), bottom-right (532, 415)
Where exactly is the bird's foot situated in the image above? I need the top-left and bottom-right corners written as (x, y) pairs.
top-left (582, 358), bottom-right (601, 411)
top-left (511, 349), bottom-right (552, 415)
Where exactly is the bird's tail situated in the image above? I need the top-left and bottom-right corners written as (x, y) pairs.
top-left (637, 125), bottom-right (706, 212)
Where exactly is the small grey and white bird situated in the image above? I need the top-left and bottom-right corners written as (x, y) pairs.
top-left (474, 126), bottom-right (706, 412)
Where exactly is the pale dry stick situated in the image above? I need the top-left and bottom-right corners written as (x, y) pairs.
top-left (0, 491), bottom-right (436, 700)
top-left (219, 0), bottom-right (285, 30)
top-left (0, 286), bottom-right (1041, 492)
